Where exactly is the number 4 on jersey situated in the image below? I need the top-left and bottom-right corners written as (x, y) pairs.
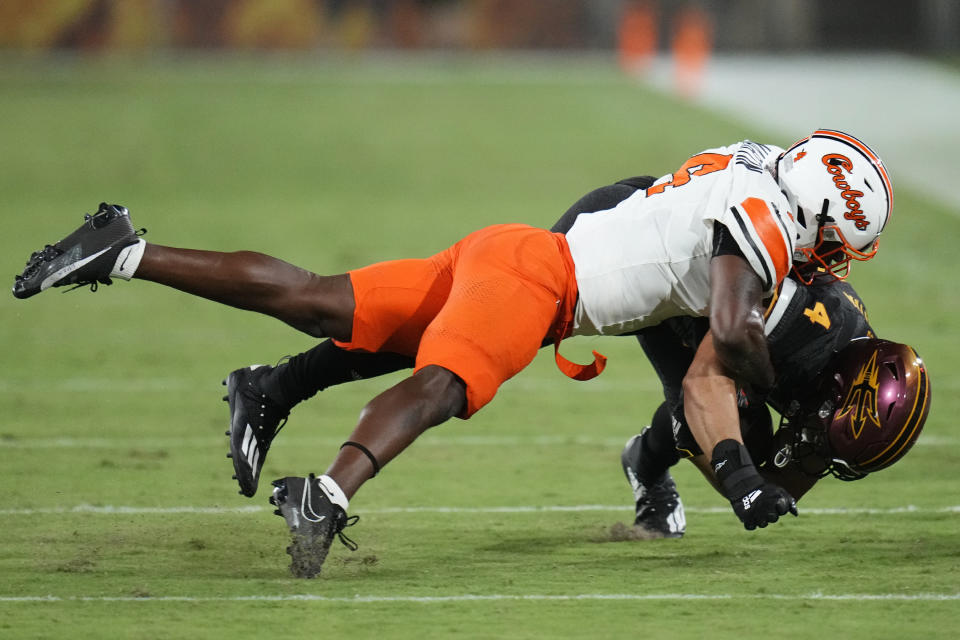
top-left (803, 302), bottom-right (831, 329)
top-left (646, 152), bottom-right (733, 196)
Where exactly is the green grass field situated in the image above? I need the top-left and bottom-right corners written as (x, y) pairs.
top-left (1, 55), bottom-right (958, 639)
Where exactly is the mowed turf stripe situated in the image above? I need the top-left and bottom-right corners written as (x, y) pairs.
top-left (3, 375), bottom-right (960, 393)
top-left (1, 593), bottom-right (958, 603)
top-left (0, 376), bottom-right (665, 393)
top-left (0, 435), bottom-right (955, 448)
top-left (1, 505), bottom-right (958, 516)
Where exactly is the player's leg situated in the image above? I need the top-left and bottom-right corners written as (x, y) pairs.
top-left (228, 252), bottom-right (448, 499)
top-left (261, 341), bottom-right (414, 407)
top-left (619, 318), bottom-right (705, 538)
top-left (270, 363), bottom-right (466, 578)
top-left (224, 342), bottom-right (415, 497)
top-left (620, 403), bottom-right (686, 538)
top-left (264, 249), bottom-right (468, 577)
top-left (270, 224), bottom-right (573, 578)
top-left (321, 363), bottom-right (467, 497)
top-left (225, 174), bottom-right (658, 458)
top-left (304, 226), bottom-right (569, 495)
top-left (266, 273), bottom-right (471, 578)
top-left (136, 244), bottom-right (354, 340)
top-left (12, 202), bottom-right (355, 340)
top-left (296, 225), bottom-right (571, 495)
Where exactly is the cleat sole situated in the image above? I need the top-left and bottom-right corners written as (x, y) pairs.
top-left (286, 535), bottom-right (327, 579)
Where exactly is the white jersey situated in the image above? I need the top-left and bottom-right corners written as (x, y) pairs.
top-left (566, 141), bottom-right (796, 337)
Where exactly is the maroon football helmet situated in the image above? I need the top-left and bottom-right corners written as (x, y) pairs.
top-left (782, 338), bottom-right (931, 480)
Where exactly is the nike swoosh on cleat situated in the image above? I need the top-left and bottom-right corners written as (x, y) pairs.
top-left (39, 247), bottom-right (112, 291)
top-left (119, 248), bottom-right (133, 271)
top-left (301, 481), bottom-right (326, 523)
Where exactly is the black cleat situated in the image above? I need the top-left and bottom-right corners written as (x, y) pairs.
top-left (13, 203), bottom-right (143, 299)
top-left (621, 432), bottom-right (686, 538)
top-left (224, 365), bottom-right (289, 497)
top-left (270, 474), bottom-right (358, 578)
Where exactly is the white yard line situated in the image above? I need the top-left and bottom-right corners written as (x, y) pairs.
top-left (0, 504), bottom-right (957, 517)
top-left (1, 592), bottom-right (958, 603)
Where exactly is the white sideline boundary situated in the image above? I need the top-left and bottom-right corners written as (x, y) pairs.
top-left (1, 504), bottom-right (958, 516)
top-left (1, 592), bottom-right (958, 604)
top-left (647, 53), bottom-right (960, 214)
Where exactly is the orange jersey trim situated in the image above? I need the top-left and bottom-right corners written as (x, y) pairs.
top-left (740, 197), bottom-right (789, 285)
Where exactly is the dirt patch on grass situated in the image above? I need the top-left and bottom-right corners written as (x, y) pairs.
top-left (591, 521), bottom-right (664, 543)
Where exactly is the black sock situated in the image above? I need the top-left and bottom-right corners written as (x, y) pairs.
top-left (636, 402), bottom-right (682, 485)
top-left (259, 339), bottom-right (414, 408)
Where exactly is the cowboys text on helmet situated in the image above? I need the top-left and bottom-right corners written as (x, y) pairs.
top-left (776, 129), bottom-right (892, 281)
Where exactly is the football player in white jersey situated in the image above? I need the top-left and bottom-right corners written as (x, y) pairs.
top-left (674, 130), bottom-right (892, 530)
top-left (14, 129), bottom-right (892, 576)
top-left (554, 128), bottom-right (891, 529)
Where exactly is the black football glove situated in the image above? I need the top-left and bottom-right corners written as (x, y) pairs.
top-left (729, 482), bottom-right (798, 530)
top-left (711, 439), bottom-right (798, 531)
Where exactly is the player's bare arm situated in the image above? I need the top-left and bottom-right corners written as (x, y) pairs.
top-left (683, 343), bottom-right (798, 529)
top-left (682, 251), bottom-right (769, 452)
top-left (705, 253), bottom-right (774, 392)
top-left (681, 252), bottom-right (769, 460)
top-left (682, 332), bottom-right (740, 454)
top-left (680, 327), bottom-right (819, 504)
top-left (681, 253), bottom-right (797, 530)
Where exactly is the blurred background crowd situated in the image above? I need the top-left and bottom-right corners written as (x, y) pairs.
top-left (2, 0), bottom-right (958, 56)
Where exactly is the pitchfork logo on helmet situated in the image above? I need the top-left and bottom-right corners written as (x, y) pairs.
top-left (835, 349), bottom-right (882, 439)
top-left (776, 129), bottom-right (893, 283)
top-left (794, 339), bottom-right (930, 481)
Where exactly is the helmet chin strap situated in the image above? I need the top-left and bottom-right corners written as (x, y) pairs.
top-left (815, 197), bottom-right (832, 229)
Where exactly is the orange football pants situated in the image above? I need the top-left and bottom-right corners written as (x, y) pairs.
top-left (333, 224), bottom-right (579, 418)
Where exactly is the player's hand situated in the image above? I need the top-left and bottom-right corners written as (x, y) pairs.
top-left (711, 438), bottom-right (798, 531)
top-left (729, 482), bottom-right (798, 530)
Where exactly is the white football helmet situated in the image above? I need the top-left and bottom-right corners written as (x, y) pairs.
top-left (776, 129), bottom-right (892, 282)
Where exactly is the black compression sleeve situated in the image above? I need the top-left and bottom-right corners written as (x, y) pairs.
top-left (549, 176), bottom-right (656, 234)
top-left (260, 340), bottom-right (414, 407)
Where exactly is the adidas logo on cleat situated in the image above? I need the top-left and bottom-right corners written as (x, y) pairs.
top-left (223, 366), bottom-right (289, 497)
